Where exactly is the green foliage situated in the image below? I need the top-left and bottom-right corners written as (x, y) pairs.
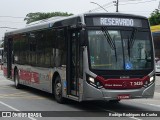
top-left (149, 9), bottom-right (160, 26)
top-left (24, 12), bottom-right (73, 24)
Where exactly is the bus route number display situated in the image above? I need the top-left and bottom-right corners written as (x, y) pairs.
top-left (92, 17), bottom-right (142, 27)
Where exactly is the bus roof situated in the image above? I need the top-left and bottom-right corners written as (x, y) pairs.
top-left (5, 12), bottom-right (148, 36)
top-left (83, 12), bottom-right (147, 19)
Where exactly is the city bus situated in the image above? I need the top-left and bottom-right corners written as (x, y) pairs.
top-left (3, 13), bottom-right (155, 103)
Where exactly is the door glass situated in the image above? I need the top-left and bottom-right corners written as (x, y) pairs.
top-left (71, 31), bottom-right (80, 96)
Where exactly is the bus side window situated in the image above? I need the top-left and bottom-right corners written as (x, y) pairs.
top-left (36, 31), bottom-right (45, 67)
top-left (55, 29), bottom-right (66, 67)
top-left (45, 29), bottom-right (55, 67)
top-left (28, 32), bottom-right (37, 66)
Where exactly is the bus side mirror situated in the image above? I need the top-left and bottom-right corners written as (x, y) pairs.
top-left (80, 30), bottom-right (86, 46)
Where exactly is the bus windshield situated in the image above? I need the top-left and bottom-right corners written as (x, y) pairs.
top-left (88, 28), bottom-right (152, 70)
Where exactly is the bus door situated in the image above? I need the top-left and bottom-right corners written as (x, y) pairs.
top-left (67, 29), bottom-right (80, 97)
top-left (7, 38), bottom-right (13, 78)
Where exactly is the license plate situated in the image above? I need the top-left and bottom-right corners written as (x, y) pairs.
top-left (117, 94), bottom-right (130, 100)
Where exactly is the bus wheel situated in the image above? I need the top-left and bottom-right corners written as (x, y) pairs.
top-left (54, 76), bottom-right (64, 103)
top-left (14, 70), bottom-right (21, 89)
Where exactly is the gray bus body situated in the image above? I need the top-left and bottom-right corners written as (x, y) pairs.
top-left (3, 13), bottom-right (155, 102)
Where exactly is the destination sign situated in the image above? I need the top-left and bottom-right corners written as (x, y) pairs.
top-left (86, 17), bottom-right (142, 27)
top-left (100, 18), bottom-right (134, 26)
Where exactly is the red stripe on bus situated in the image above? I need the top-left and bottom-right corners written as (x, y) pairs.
top-left (19, 70), bottom-right (39, 84)
top-left (96, 76), bottom-right (150, 89)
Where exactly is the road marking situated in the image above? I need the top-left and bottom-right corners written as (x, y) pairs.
top-left (125, 99), bottom-right (160, 113)
top-left (0, 87), bottom-right (15, 90)
top-left (0, 92), bottom-right (27, 96)
top-left (0, 96), bottom-right (45, 99)
top-left (147, 103), bottom-right (160, 107)
top-left (155, 92), bottom-right (160, 94)
top-left (0, 96), bottom-right (44, 99)
top-left (0, 101), bottom-right (20, 111)
top-left (132, 100), bottom-right (160, 108)
top-left (0, 91), bottom-right (45, 99)
top-left (0, 80), bottom-right (9, 82)
top-left (0, 101), bottom-right (37, 120)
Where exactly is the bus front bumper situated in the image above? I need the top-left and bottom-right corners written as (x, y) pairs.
top-left (82, 81), bottom-right (155, 101)
top-left (101, 82), bottom-right (155, 100)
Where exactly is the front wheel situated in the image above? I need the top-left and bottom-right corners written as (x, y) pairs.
top-left (54, 76), bottom-right (64, 103)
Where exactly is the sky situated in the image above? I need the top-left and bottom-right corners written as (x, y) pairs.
top-left (0, 0), bottom-right (159, 41)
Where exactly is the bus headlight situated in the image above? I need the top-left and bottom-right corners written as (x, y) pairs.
top-left (149, 76), bottom-right (154, 83)
top-left (143, 76), bottom-right (155, 88)
top-left (89, 77), bottom-right (95, 83)
top-left (87, 75), bottom-right (103, 89)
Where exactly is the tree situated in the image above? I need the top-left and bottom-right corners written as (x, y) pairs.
top-left (24, 12), bottom-right (73, 24)
top-left (149, 9), bottom-right (160, 26)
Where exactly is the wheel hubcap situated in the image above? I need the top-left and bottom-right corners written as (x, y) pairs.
top-left (55, 82), bottom-right (61, 96)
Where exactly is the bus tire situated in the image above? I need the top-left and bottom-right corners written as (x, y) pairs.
top-left (14, 70), bottom-right (21, 89)
top-left (54, 76), bottom-right (64, 103)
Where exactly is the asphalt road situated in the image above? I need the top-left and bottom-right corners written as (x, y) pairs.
top-left (0, 70), bottom-right (160, 120)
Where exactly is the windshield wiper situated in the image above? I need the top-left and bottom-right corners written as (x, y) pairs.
top-left (129, 28), bottom-right (137, 48)
top-left (127, 36), bottom-right (131, 60)
top-left (101, 27), bottom-right (117, 62)
top-left (128, 28), bottom-right (137, 60)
